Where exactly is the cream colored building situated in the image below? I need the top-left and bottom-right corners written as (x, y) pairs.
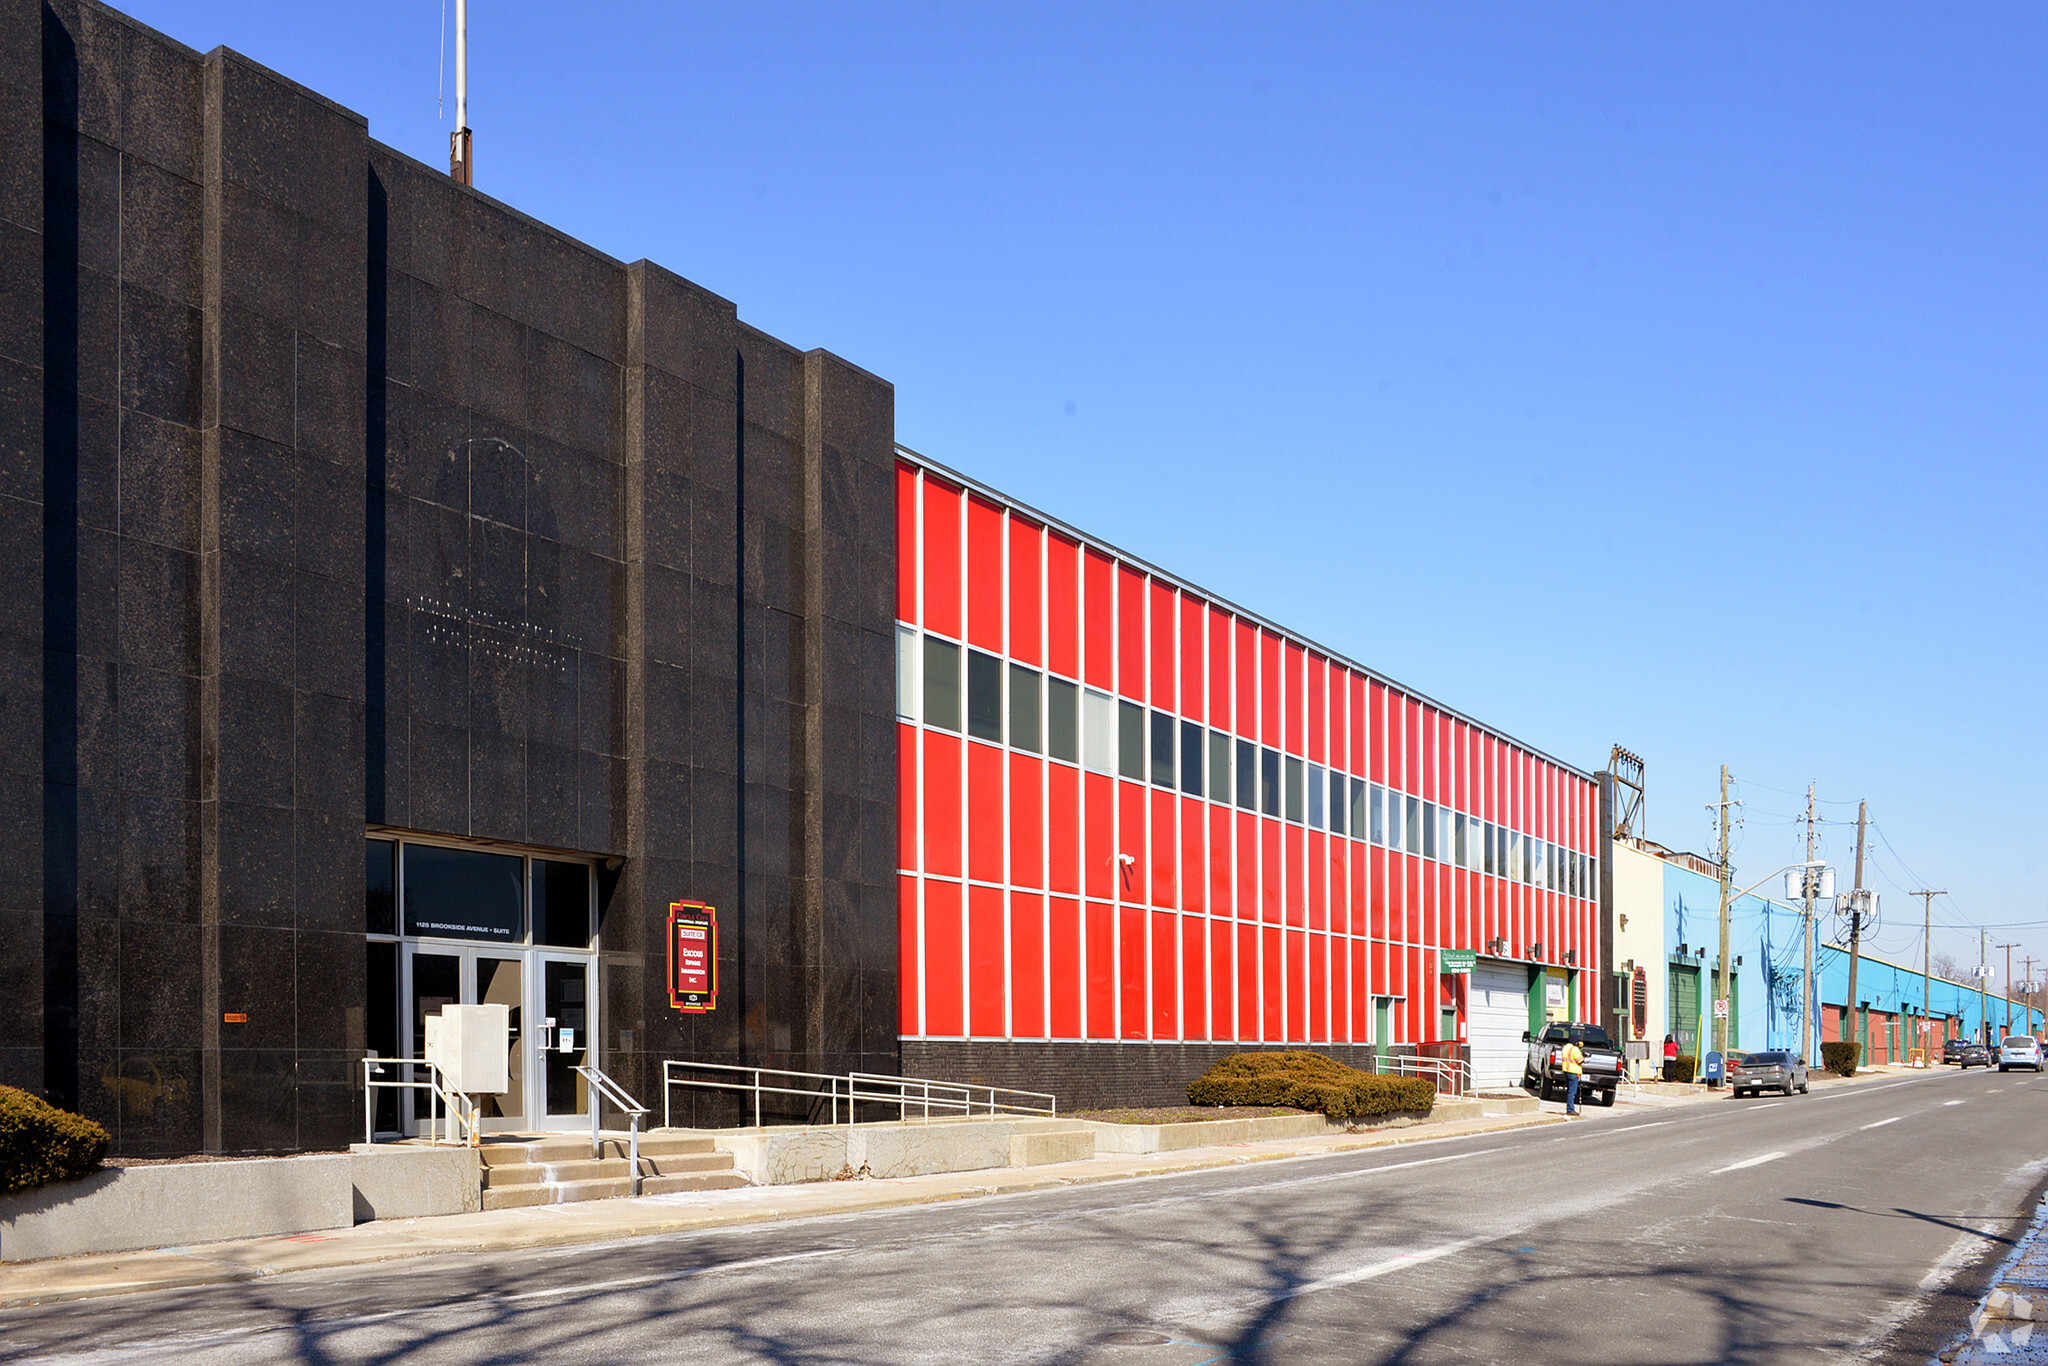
top-left (1610, 840), bottom-right (1669, 1078)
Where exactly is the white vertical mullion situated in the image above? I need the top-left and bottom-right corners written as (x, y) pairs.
top-left (1141, 577), bottom-right (1153, 1042)
top-left (1108, 561), bottom-right (1121, 1043)
top-left (1000, 508), bottom-right (1012, 1041)
top-left (1039, 526), bottom-right (1052, 1042)
top-left (1227, 617), bottom-right (1240, 1045)
top-left (956, 489), bottom-right (969, 1038)
top-left (912, 470), bottom-right (926, 1040)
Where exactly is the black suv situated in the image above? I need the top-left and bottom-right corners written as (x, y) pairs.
top-left (1942, 1038), bottom-right (1967, 1064)
top-left (1957, 1042), bottom-right (1993, 1069)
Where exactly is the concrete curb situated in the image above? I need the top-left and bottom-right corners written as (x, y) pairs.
top-left (1945, 1193), bottom-right (2048, 1363)
top-left (0, 1112), bottom-right (1564, 1309)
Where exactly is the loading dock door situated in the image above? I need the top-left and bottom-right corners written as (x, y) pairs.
top-left (1470, 962), bottom-right (1531, 1090)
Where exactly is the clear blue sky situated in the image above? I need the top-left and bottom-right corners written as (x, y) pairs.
top-left (123, 2), bottom-right (2047, 985)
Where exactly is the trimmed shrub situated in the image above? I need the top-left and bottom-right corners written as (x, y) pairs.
top-left (1662, 1055), bottom-right (1697, 1084)
top-left (1187, 1051), bottom-right (1436, 1121)
top-left (1821, 1041), bottom-right (1861, 1078)
top-left (0, 1086), bottom-right (110, 1194)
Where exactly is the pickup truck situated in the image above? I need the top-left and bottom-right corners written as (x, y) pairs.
top-left (1522, 1023), bottom-right (1624, 1108)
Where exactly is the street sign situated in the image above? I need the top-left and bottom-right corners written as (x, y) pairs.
top-left (1713, 998), bottom-right (1729, 1020)
top-left (1441, 949), bottom-right (1476, 974)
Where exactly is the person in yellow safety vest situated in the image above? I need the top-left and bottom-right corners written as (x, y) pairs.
top-left (1561, 1037), bottom-right (1585, 1116)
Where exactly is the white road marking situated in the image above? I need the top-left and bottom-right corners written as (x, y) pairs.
top-left (516, 1252), bottom-right (837, 1300)
top-left (1710, 1151), bottom-right (1787, 1174)
top-left (501, 1246), bottom-right (853, 1302)
top-left (1276, 1236), bottom-right (1488, 1301)
top-left (1944, 1100), bottom-right (1966, 1107)
top-left (1860, 1117), bottom-right (1901, 1130)
top-left (1750, 1102), bottom-right (1783, 1110)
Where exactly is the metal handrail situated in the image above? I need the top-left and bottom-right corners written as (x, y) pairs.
top-left (663, 1062), bottom-right (853, 1129)
top-left (360, 1054), bottom-right (482, 1146)
top-left (573, 1065), bottom-right (648, 1195)
top-left (660, 1061), bottom-right (1056, 1129)
top-left (846, 1072), bottom-right (1056, 1121)
top-left (1382, 1053), bottom-right (1472, 1098)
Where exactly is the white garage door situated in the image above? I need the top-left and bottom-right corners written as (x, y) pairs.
top-left (1469, 963), bottom-right (1531, 1091)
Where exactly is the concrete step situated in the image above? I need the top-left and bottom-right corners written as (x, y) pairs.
top-left (471, 1130), bottom-right (748, 1209)
top-left (639, 1171), bottom-right (752, 1196)
top-left (642, 1152), bottom-right (735, 1176)
top-left (611, 1134), bottom-right (718, 1159)
top-left (480, 1162), bottom-right (548, 1188)
top-left (477, 1133), bottom-right (718, 1163)
top-left (480, 1185), bottom-right (555, 1212)
top-left (483, 1152), bottom-right (735, 1187)
top-left (528, 1158), bottom-right (633, 1184)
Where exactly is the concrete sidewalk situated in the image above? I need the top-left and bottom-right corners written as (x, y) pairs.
top-left (0, 1110), bottom-right (1563, 1310)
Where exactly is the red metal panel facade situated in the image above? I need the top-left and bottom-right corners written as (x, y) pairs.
top-left (892, 458), bottom-right (1600, 1057)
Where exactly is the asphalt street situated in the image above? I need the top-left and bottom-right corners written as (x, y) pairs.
top-left (4, 1067), bottom-right (2044, 1365)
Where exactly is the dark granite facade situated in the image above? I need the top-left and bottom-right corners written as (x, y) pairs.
top-left (1, 0), bottom-right (899, 1154)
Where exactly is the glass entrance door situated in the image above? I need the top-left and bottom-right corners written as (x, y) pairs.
top-left (404, 946), bottom-right (530, 1133)
top-left (539, 955), bottom-right (592, 1125)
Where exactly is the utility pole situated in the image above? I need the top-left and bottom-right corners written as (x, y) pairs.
top-left (2000, 942), bottom-right (2020, 1038)
top-left (1980, 928), bottom-right (1990, 1046)
top-left (1846, 801), bottom-right (1867, 1055)
top-left (1801, 783), bottom-right (1819, 1064)
top-left (1715, 765), bottom-right (1735, 1061)
top-left (1915, 890), bottom-right (1943, 1053)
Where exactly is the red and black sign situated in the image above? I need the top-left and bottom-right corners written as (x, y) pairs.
top-left (668, 901), bottom-right (718, 1013)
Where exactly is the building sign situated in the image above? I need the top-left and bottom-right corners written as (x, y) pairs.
top-left (1441, 949), bottom-right (1476, 974)
top-left (1631, 966), bottom-right (1648, 1039)
top-left (668, 901), bottom-right (718, 1013)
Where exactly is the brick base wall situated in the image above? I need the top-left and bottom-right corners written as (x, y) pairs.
top-left (899, 1041), bottom-right (1450, 1112)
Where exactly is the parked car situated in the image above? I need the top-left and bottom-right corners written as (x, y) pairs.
top-left (1730, 1050), bottom-right (1809, 1098)
top-left (1942, 1038), bottom-right (1968, 1065)
top-left (1999, 1037), bottom-right (2044, 1072)
top-left (1523, 1023), bottom-right (1623, 1107)
top-left (1957, 1042), bottom-right (1993, 1069)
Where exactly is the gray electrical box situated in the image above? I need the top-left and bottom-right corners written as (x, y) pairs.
top-left (423, 1004), bottom-right (511, 1094)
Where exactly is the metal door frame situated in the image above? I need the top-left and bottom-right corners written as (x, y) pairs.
top-left (400, 942), bottom-right (538, 1135)
top-left (531, 949), bottom-right (599, 1131)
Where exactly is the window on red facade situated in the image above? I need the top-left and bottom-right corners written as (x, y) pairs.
top-left (1047, 678), bottom-right (1078, 763)
top-left (1208, 731), bottom-right (1231, 803)
top-left (967, 649), bottom-right (1002, 742)
top-left (923, 637), bottom-right (961, 732)
top-left (1150, 711), bottom-right (1175, 788)
top-left (1010, 664), bottom-right (1041, 753)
